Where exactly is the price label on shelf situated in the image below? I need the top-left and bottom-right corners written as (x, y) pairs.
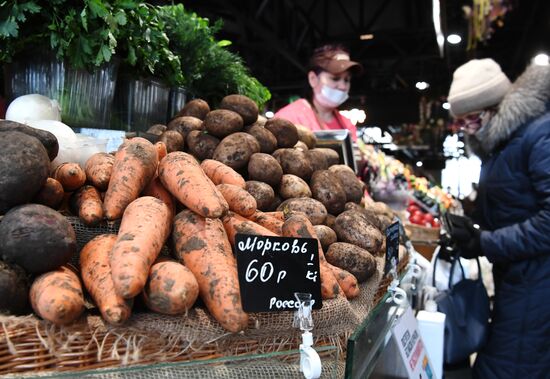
top-left (235, 233), bottom-right (322, 312)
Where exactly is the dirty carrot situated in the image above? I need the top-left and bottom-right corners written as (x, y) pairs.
top-left (142, 257), bottom-right (199, 315)
top-left (33, 177), bottom-right (64, 209)
top-left (217, 183), bottom-right (257, 217)
top-left (110, 196), bottom-right (172, 299)
top-left (200, 159), bottom-right (246, 188)
top-left (84, 152), bottom-right (115, 191)
top-left (172, 209), bottom-right (249, 332)
top-left (30, 265), bottom-right (85, 325)
top-left (158, 152), bottom-right (228, 218)
top-left (247, 210), bottom-right (284, 235)
top-left (141, 176), bottom-right (176, 218)
top-left (71, 185), bottom-right (104, 226)
top-left (222, 211), bottom-right (278, 246)
top-left (103, 137), bottom-right (158, 220)
top-left (80, 234), bottom-right (133, 325)
top-left (52, 162), bottom-right (87, 192)
top-left (326, 262), bottom-right (360, 299)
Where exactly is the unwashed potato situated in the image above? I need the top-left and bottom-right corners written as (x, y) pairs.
top-left (333, 210), bottom-right (384, 254)
top-left (176, 99), bottom-right (210, 120)
top-left (158, 130), bottom-right (184, 153)
top-left (295, 124), bottom-right (317, 149)
top-left (305, 149), bottom-right (329, 171)
top-left (244, 124), bottom-right (277, 154)
top-left (279, 174), bottom-right (312, 199)
top-left (219, 94), bottom-right (259, 125)
top-left (186, 130), bottom-right (220, 161)
top-left (294, 141), bottom-right (309, 151)
top-left (213, 132), bottom-right (260, 170)
top-left (264, 118), bottom-right (299, 148)
top-left (146, 124), bottom-right (167, 136)
top-left (272, 148), bottom-right (313, 181)
top-left (204, 109), bottom-right (244, 138)
top-left (328, 165), bottom-right (365, 203)
top-left (245, 181), bottom-right (275, 211)
top-left (326, 242), bottom-right (377, 282)
top-left (310, 148), bottom-right (340, 166)
top-left (277, 197), bottom-right (327, 225)
top-left (247, 153), bottom-right (283, 187)
top-left (314, 225), bottom-right (337, 251)
top-left (167, 116), bottom-right (203, 139)
top-left (344, 202), bottom-right (383, 231)
top-left (310, 170), bottom-right (347, 215)
top-left (325, 214), bottom-right (336, 229)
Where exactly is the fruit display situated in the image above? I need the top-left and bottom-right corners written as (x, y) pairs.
top-left (0, 94), bottom-right (399, 334)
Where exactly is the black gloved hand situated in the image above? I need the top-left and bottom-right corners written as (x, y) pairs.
top-left (444, 213), bottom-right (483, 259)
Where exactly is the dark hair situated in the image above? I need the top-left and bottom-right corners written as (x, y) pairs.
top-left (308, 43), bottom-right (351, 72)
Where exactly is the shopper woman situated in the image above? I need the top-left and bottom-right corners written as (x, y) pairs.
top-left (274, 44), bottom-right (362, 141)
top-left (446, 58), bottom-right (550, 379)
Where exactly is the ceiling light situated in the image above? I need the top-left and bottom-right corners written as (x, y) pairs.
top-left (265, 111), bottom-right (274, 118)
top-left (447, 34), bottom-right (462, 44)
top-left (416, 161), bottom-right (423, 167)
top-left (415, 81), bottom-right (429, 90)
top-left (533, 53), bottom-right (549, 66)
top-left (360, 34), bottom-right (374, 40)
top-left (442, 102), bottom-right (450, 110)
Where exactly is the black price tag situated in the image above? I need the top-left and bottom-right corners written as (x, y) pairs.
top-left (235, 233), bottom-right (322, 312)
top-left (384, 221), bottom-right (400, 276)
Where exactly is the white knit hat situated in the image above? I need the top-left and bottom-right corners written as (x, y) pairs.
top-left (448, 58), bottom-right (512, 117)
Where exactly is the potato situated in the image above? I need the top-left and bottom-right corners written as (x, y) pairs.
top-left (294, 141), bottom-right (309, 151)
top-left (186, 130), bottom-right (220, 160)
top-left (167, 116), bottom-right (203, 139)
top-left (325, 214), bottom-right (336, 229)
top-left (204, 109), bottom-right (244, 138)
top-left (305, 149), bottom-right (329, 171)
top-left (146, 124), bottom-right (167, 136)
top-left (314, 225), bottom-right (337, 251)
top-left (269, 194), bottom-right (283, 211)
top-left (277, 197), bottom-right (327, 225)
top-left (213, 132), bottom-right (260, 170)
top-left (248, 153), bottom-right (283, 187)
top-left (333, 210), bottom-right (384, 254)
top-left (329, 165), bottom-right (365, 203)
top-left (310, 170), bottom-right (347, 215)
top-left (273, 148), bottom-right (313, 181)
top-left (279, 174), bottom-right (312, 199)
top-left (311, 148), bottom-right (340, 166)
top-left (219, 94), bottom-right (259, 125)
top-left (326, 242), bottom-right (377, 282)
top-left (158, 130), bottom-right (185, 153)
top-left (245, 180), bottom-right (275, 211)
top-left (295, 124), bottom-right (317, 149)
top-left (176, 99), bottom-right (210, 120)
top-left (264, 118), bottom-right (299, 148)
top-left (244, 124), bottom-right (277, 154)
top-left (344, 202), bottom-right (383, 231)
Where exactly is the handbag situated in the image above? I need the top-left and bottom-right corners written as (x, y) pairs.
top-left (433, 253), bottom-right (490, 365)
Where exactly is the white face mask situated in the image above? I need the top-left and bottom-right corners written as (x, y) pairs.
top-left (315, 85), bottom-right (349, 108)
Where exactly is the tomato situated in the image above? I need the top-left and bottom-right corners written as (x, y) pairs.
top-left (407, 204), bottom-right (420, 213)
top-left (409, 212), bottom-right (424, 225)
top-left (422, 213), bottom-right (434, 224)
top-left (431, 218), bottom-right (441, 228)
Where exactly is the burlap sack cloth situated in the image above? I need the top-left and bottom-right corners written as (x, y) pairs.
top-left (0, 218), bottom-right (400, 378)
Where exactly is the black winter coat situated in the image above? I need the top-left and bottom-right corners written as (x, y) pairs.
top-left (466, 64), bottom-right (550, 379)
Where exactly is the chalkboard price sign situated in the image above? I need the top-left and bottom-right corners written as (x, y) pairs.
top-left (235, 233), bottom-right (322, 312)
top-left (384, 221), bottom-right (400, 276)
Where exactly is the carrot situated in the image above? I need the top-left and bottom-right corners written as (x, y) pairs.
top-left (172, 209), bottom-right (249, 332)
top-left (158, 152), bottom-right (228, 218)
top-left (52, 162), bottom-right (87, 192)
top-left (282, 212), bottom-right (343, 299)
top-left (200, 159), bottom-right (246, 189)
top-left (262, 211), bottom-right (285, 222)
top-left (326, 262), bottom-right (360, 299)
top-left (33, 177), bottom-right (64, 209)
top-left (222, 211), bottom-right (278, 246)
top-left (217, 183), bottom-right (257, 217)
top-left (84, 152), bottom-right (115, 191)
top-left (142, 257), bottom-right (199, 315)
top-left (141, 176), bottom-right (176, 218)
top-left (110, 196), bottom-right (172, 299)
top-left (70, 185), bottom-right (104, 226)
top-left (247, 210), bottom-right (283, 235)
top-left (103, 137), bottom-right (158, 220)
top-left (30, 265), bottom-right (84, 325)
top-left (80, 234), bottom-right (133, 325)
top-left (154, 141), bottom-right (168, 162)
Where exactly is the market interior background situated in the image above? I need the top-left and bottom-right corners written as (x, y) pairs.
top-left (176, 0), bottom-right (550, 197)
